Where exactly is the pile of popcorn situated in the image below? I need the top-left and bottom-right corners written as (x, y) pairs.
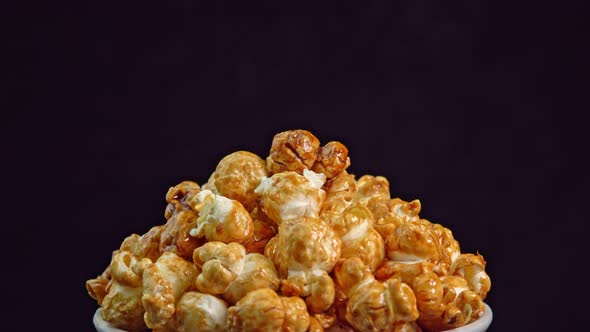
top-left (86, 129), bottom-right (491, 332)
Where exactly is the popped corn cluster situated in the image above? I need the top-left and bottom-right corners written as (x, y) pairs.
top-left (86, 129), bottom-right (491, 332)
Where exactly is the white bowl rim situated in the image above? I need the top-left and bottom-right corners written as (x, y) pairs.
top-left (94, 302), bottom-right (492, 332)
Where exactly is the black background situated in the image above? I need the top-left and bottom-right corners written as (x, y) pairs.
top-left (5, 1), bottom-right (587, 331)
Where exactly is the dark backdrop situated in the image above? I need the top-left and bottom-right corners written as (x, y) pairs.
top-left (5, 1), bottom-right (587, 331)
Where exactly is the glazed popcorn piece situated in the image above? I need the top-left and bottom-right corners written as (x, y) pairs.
top-left (267, 217), bottom-right (341, 313)
top-left (320, 170), bottom-right (357, 226)
top-left (266, 129), bottom-right (321, 175)
top-left (202, 151), bottom-right (268, 211)
top-left (354, 175), bottom-right (391, 206)
top-left (417, 276), bottom-right (485, 331)
top-left (227, 288), bottom-right (285, 332)
top-left (370, 198), bottom-right (421, 241)
top-left (419, 220), bottom-right (461, 275)
top-left (332, 205), bottom-right (385, 272)
top-left (101, 251), bottom-right (148, 332)
top-left (160, 209), bottom-right (202, 260)
top-left (187, 190), bottom-right (253, 244)
top-left (281, 296), bottom-right (312, 332)
top-left (255, 170), bottom-right (326, 225)
top-left (385, 222), bottom-right (440, 263)
top-left (333, 257), bottom-right (419, 332)
top-left (164, 181), bottom-right (201, 220)
top-left (141, 252), bottom-right (199, 329)
top-left (86, 266), bottom-right (111, 306)
top-left (117, 226), bottom-right (163, 267)
top-left (175, 292), bottom-right (228, 332)
top-left (242, 207), bottom-right (278, 254)
top-left (193, 241), bottom-right (280, 304)
top-left (227, 288), bottom-right (320, 332)
top-left (451, 253), bottom-right (491, 299)
top-left (312, 141), bottom-right (351, 179)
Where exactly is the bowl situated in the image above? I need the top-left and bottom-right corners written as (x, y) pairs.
top-left (94, 303), bottom-right (492, 332)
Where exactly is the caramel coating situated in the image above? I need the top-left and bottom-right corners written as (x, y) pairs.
top-left (255, 170), bottom-right (326, 225)
top-left (266, 129), bottom-right (321, 174)
top-left (160, 209), bottom-right (202, 260)
top-left (333, 257), bottom-right (419, 332)
top-left (370, 198), bottom-right (421, 241)
top-left (101, 251), bottom-right (147, 332)
top-left (119, 225), bottom-right (163, 262)
top-left (202, 151), bottom-right (268, 211)
top-left (354, 175), bottom-right (390, 206)
top-left (417, 276), bottom-right (484, 331)
top-left (320, 171), bottom-right (357, 227)
top-left (227, 288), bottom-right (286, 332)
top-left (243, 207), bottom-right (278, 254)
top-left (164, 181), bottom-right (201, 220)
top-left (281, 296), bottom-right (312, 332)
top-left (385, 222), bottom-right (440, 263)
top-left (193, 241), bottom-right (280, 304)
top-left (312, 141), bottom-right (350, 179)
top-left (176, 292), bottom-right (228, 332)
top-left (333, 205), bottom-right (385, 272)
top-left (187, 190), bottom-right (253, 244)
top-left (142, 252), bottom-right (199, 329)
top-left (451, 254), bottom-right (491, 300)
top-left (420, 220), bottom-right (461, 275)
top-left (86, 266), bottom-right (110, 305)
top-left (270, 217), bottom-right (341, 313)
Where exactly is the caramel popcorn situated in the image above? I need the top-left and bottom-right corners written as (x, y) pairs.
top-left (142, 252), bottom-right (199, 329)
top-left (186, 190), bottom-right (253, 244)
top-left (255, 170), bottom-right (326, 225)
top-left (175, 292), bottom-right (228, 332)
top-left (266, 129), bottom-right (321, 175)
top-left (333, 257), bottom-right (419, 332)
top-left (87, 129), bottom-right (491, 332)
top-left (193, 241), bottom-right (280, 304)
top-left (101, 251), bottom-right (148, 331)
top-left (202, 151), bottom-right (268, 211)
top-left (312, 141), bottom-right (351, 179)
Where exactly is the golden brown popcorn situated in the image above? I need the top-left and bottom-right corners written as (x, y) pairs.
top-left (419, 220), bottom-right (461, 275)
top-left (227, 288), bottom-right (286, 332)
top-left (385, 222), bottom-right (440, 263)
top-left (331, 205), bottom-right (385, 272)
top-left (266, 129), bottom-right (321, 175)
top-left (227, 288), bottom-right (320, 332)
top-left (118, 225), bottom-right (164, 263)
top-left (370, 198), bottom-right (421, 241)
top-left (243, 207), bottom-right (278, 254)
top-left (193, 241), bottom-right (280, 304)
top-left (451, 253), bottom-right (491, 299)
top-left (255, 170), bottom-right (326, 225)
top-left (164, 181), bottom-right (201, 220)
top-left (201, 151), bottom-right (268, 211)
top-left (281, 296), bottom-right (312, 332)
top-left (175, 292), bottom-right (228, 332)
top-left (268, 217), bottom-right (342, 313)
top-left (312, 141), bottom-right (350, 179)
top-left (354, 175), bottom-right (390, 206)
top-left (142, 252), bottom-right (199, 329)
top-left (319, 171), bottom-right (357, 226)
top-left (160, 209), bottom-right (202, 260)
top-left (101, 251), bottom-right (147, 332)
top-left (417, 276), bottom-right (485, 331)
top-left (86, 266), bottom-right (111, 306)
top-left (333, 257), bottom-right (419, 332)
top-left (186, 190), bottom-right (253, 244)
